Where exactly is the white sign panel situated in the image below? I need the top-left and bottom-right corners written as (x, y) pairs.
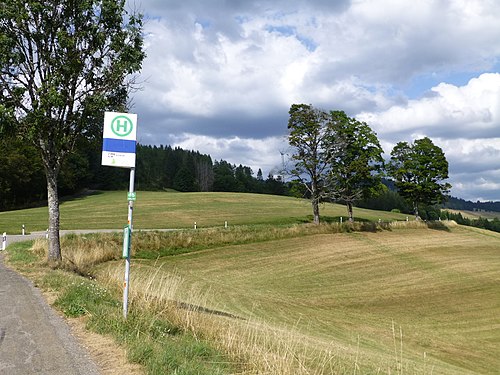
top-left (102, 112), bottom-right (137, 168)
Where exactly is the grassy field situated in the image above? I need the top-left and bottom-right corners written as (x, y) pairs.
top-left (0, 190), bottom-right (408, 233)
top-left (92, 223), bottom-right (500, 374)
top-left (3, 192), bottom-right (499, 373)
top-left (446, 209), bottom-right (500, 220)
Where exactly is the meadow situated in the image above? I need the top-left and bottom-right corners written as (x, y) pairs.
top-left (0, 190), bottom-right (408, 233)
top-left (3, 191), bottom-right (499, 374)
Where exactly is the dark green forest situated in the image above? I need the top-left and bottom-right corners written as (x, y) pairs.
top-left (0, 135), bottom-right (287, 211)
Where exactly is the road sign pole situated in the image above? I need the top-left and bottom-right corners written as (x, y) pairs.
top-left (123, 167), bottom-right (135, 319)
top-left (101, 111), bottom-right (137, 319)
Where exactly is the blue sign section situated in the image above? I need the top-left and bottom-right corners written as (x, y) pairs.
top-left (103, 138), bottom-right (136, 153)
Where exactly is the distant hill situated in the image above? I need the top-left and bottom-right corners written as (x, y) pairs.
top-left (444, 196), bottom-right (500, 213)
top-left (379, 179), bottom-right (500, 213)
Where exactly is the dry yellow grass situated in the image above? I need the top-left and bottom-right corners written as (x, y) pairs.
top-left (92, 223), bottom-right (499, 374)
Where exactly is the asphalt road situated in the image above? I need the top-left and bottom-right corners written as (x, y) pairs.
top-left (0, 253), bottom-right (101, 374)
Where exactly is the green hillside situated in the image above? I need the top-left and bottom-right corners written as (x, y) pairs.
top-left (4, 191), bottom-right (497, 373)
top-left (98, 224), bottom-right (499, 374)
top-left (0, 190), bottom-right (408, 233)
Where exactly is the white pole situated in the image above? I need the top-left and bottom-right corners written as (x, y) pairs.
top-left (225, 221), bottom-right (227, 229)
top-left (2, 233), bottom-right (6, 251)
top-left (22, 224), bottom-right (25, 236)
top-left (194, 222), bottom-right (197, 230)
top-left (123, 167), bottom-right (135, 319)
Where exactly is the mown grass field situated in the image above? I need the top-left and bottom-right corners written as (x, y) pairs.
top-left (3, 192), bottom-right (499, 373)
top-left (94, 223), bottom-right (500, 374)
top-left (0, 190), bottom-right (408, 233)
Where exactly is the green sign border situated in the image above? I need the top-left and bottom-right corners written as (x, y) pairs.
top-left (111, 115), bottom-right (134, 137)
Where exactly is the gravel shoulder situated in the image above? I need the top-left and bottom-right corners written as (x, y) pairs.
top-left (0, 253), bottom-right (101, 375)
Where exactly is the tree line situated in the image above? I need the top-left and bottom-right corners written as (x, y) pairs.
top-left (0, 135), bottom-right (288, 211)
top-left (286, 104), bottom-right (451, 223)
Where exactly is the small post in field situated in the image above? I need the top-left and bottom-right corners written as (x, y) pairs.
top-left (194, 222), bottom-right (197, 230)
top-left (225, 221), bottom-right (228, 229)
top-left (1, 233), bottom-right (6, 251)
top-left (340, 217), bottom-right (343, 224)
top-left (22, 224), bottom-right (25, 236)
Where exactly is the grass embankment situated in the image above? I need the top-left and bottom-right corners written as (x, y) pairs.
top-left (0, 190), bottom-right (408, 233)
top-left (7, 221), bottom-right (500, 374)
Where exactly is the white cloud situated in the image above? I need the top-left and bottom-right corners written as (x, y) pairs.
top-left (130, 0), bottom-right (500, 200)
top-left (358, 73), bottom-right (500, 141)
top-left (170, 133), bottom-right (287, 175)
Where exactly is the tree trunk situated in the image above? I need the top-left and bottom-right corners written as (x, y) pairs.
top-left (310, 177), bottom-right (321, 224)
top-left (312, 199), bottom-right (320, 224)
top-left (347, 201), bottom-right (354, 222)
top-left (414, 202), bottom-right (419, 221)
top-left (46, 168), bottom-right (62, 263)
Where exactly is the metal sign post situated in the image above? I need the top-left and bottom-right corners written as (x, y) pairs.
top-left (101, 111), bottom-right (137, 319)
top-left (123, 167), bottom-right (135, 318)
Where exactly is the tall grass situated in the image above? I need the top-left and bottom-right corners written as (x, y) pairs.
top-left (10, 241), bottom-right (234, 375)
top-left (97, 263), bottom-right (350, 374)
top-left (31, 234), bottom-right (122, 275)
top-left (31, 221), bottom-right (402, 273)
top-left (96, 260), bottom-right (429, 374)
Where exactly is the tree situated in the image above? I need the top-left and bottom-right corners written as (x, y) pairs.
top-left (387, 137), bottom-right (451, 219)
top-left (287, 104), bottom-right (332, 224)
top-left (326, 111), bottom-right (384, 221)
top-left (213, 160), bottom-right (238, 192)
top-left (0, 134), bottom-right (46, 210)
top-left (0, 0), bottom-right (145, 263)
top-left (257, 168), bottom-right (263, 181)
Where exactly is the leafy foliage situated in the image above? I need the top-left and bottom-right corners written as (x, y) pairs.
top-left (287, 104), bottom-right (384, 223)
top-left (287, 104), bottom-right (331, 224)
top-left (325, 110), bottom-right (384, 221)
top-left (0, 0), bottom-right (145, 261)
top-left (387, 137), bottom-right (451, 218)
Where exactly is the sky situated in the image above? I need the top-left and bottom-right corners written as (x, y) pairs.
top-left (129, 0), bottom-right (500, 202)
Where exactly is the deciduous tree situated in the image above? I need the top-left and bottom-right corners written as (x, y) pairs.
top-left (0, 0), bottom-right (145, 263)
top-left (287, 104), bottom-right (331, 224)
top-left (326, 111), bottom-right (384, 221)
top-left (387, 137), bottom-right (451, 219)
